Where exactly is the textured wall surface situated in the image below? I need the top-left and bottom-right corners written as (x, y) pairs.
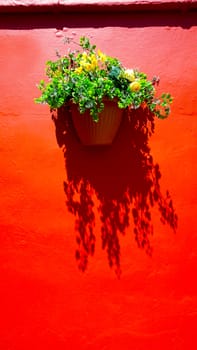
top-left (0, 5), bottom-right (197, 350)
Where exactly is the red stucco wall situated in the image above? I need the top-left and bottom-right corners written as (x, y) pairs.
top-left (0, 3), bottom-right (197, 350)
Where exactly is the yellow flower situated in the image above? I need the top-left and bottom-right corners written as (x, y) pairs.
top-left (82, 52), bottom-right (88, 60)
top-left (124, 69), bottom-right (135, 82)
top-left (75, 66), bottom-right (83, 74)
top-left (78, 53), bottom-right (98, 72)
top-left (84, 63), bottom-right (92, 71)
top-left (97, 49), bottom-right (107, 62)
top-left (79, 60), bottom-right (85, 67)
top-left (90, 54), bottom-right (98, 69)
top-left (129, 81), bottom-right (141, 92)
top-left (79, 52), bottom-right (88, 68)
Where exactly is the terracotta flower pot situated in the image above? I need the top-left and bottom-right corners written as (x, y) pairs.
top-left (70, 99), bottom-right (123, 146)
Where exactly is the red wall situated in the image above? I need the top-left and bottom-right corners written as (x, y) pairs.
top-left (0, 6), bottom-right (197, 350)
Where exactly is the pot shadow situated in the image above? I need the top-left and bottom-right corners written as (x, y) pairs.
top-left (52, 105), bottom-right (178, 276)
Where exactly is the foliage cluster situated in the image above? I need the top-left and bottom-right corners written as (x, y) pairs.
top-left (36, 36), bottom-right (173, 122)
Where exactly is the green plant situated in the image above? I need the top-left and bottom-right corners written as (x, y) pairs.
top-left (35, 36), bottom-right (173, 122)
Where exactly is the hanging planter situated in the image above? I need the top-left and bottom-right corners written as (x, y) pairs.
top-left (70, 99), bottom-right (123, 145)
top-left (35, 36), bottom-right (173, 145)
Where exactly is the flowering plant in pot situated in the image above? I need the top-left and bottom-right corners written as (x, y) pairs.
top-left (35, 36), bottom-right (173, 145)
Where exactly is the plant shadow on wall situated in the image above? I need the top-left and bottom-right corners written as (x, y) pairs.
top-left (52, 105), bottom-right (178, 276)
